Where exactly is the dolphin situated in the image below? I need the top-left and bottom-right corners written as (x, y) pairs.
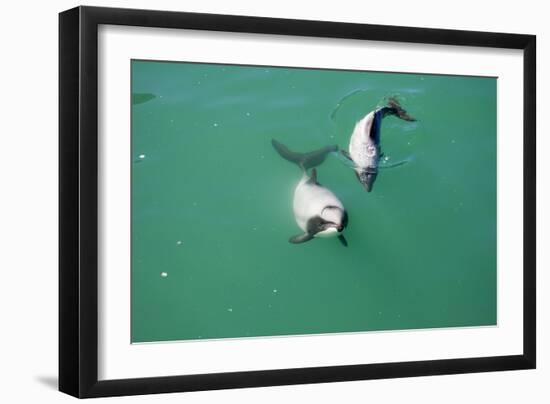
top-left (272, 139), bottom-right (348, 246)
top-left (342, 97), bottom-right (416, 192)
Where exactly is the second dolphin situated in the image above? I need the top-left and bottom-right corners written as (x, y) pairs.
top-left (342, 97), bottom-right (416, 192)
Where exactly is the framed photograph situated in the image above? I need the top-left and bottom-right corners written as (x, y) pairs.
top-left (59, 6), bottom-right (536, 398)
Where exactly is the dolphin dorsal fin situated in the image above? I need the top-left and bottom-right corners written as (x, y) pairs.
top-left (307, 168), bottom-right (318, 184)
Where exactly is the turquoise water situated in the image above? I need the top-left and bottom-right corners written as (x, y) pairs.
top-left (131, 60), bottom-right (496, 343)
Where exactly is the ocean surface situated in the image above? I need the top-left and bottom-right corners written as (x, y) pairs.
top-left (131, 60), bottom-right (497, 343)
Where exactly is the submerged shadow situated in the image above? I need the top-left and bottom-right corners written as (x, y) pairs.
top-left (132, 92), bottom-right (156, 105)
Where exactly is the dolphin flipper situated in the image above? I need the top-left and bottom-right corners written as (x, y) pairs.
top-left (338, 234), bottom-right (348, 247)
top-left (289, 233), bottom-right (314, 244)
top-left (272, 139), bottom-right (338, 170)
top-left (333, 150), bottom-right (357, 169)
top-left (379, 157), bottom-right (414, 170)
top-left (340, 150), bottom-right (352, 161)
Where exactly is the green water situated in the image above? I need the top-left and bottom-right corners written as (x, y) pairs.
top-left (131, 60), bottom-right (496, 343)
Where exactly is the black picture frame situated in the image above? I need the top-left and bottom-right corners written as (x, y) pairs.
top-left (59, 5), bottom-right (536, 398)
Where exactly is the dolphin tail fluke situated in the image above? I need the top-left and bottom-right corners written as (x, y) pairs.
top-left (271, 139), bottom-right (304, 166)
top-left (386, 97), bottom-right (416, 122)
top-left (272, 139), bottom-right (338, 170)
